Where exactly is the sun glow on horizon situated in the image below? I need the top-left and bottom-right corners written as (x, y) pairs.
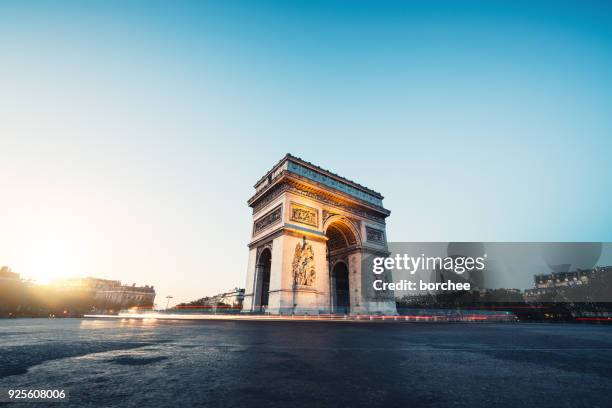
top-left (17, 227), bottom-right (89, 285)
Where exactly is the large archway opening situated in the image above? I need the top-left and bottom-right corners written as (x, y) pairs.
top-left (256, 248), bottom-right (271, 311)
top-left (326, 221), bottom-right (358, 252)
top-left (325, 219), bottom-right (359, 314)
top-left (331, 262), bottom-right (350, 314)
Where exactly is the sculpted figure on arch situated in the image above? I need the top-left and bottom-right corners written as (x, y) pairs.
top-left (292, 239), bottom-right (316, 287)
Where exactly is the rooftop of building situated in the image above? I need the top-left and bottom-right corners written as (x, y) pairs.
top-left (0, 266), bottom-right (20, 279)
top-left (254, 153), bottom-right (384, 199)
top-left (534, 266), bottom-right (612, 279)
top-left (52, 277), bottom-right (155, 291)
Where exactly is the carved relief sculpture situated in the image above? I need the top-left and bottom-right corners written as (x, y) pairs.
top-left (292, 239), bottom-right (316, 286)
top-left (253, 205), bottom-right (282, 235)
top-left (252, 179), bottom-right (387, 224)
top-left (290, 203), bottom-right (318, 227)
top-left (366, 226), bottom-right (384, 243)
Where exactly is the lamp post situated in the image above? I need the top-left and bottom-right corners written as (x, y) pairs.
top-left (165, 295), bottom-right (173, 310)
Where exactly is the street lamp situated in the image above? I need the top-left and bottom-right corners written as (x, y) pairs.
top-left (166, 295), bottom-right (174, 309)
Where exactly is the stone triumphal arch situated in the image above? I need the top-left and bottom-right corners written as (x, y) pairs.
top-left (243, 154), bottom-right (397, 315)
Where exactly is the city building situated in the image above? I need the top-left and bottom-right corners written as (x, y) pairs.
top-left (53, 277), bottom-right (156, 307)
top-left (524, 266), bottom-right (612, 299)
top-left (181, 287), bottom-right (245, 309)
top-left (0, 266), bottom-right (20, 282)
top-left (214, 287), bottom-right (245, 308)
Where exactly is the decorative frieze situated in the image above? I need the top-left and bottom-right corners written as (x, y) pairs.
top-left (253, 205), bottom-right (282, 236)
top-left (252, 180), bottom-right (291, 214)
top-left (290, 202), bottom-right (318, 227)
top-left (286, 160), bottom-right (384, 207)
top-left (253, 178), bottom-right (386, 224)
top-left (366, 226), bottom-right (385, 243)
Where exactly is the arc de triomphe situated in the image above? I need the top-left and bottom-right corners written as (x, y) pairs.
top-left (243, 154), bottom-right (397, 315)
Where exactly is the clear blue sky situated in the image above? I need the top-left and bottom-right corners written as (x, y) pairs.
top-left (1, 1), bottom-right (611, 304)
